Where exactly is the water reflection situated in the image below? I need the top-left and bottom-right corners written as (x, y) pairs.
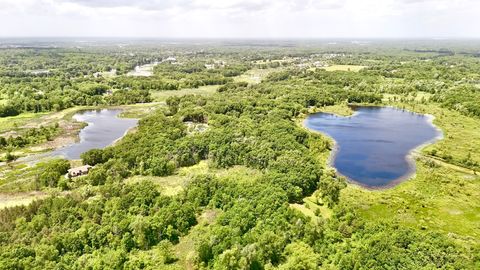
top-left (52, 109), bottom-right (138, 160)
top-left (304, 106), bottom-right (442, 187)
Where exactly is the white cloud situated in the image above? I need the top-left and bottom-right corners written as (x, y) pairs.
top-left (0, 0), bottom-right (479, 38)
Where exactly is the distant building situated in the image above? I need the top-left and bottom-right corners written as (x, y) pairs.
top-left (214, 60), bottom-right (226, 67)
top-left (67, 165), bottom-right (92, 178)
top-left (163, 56), bottom-right (177, 62)
top-left (29, 69), bottom-right (50, 75)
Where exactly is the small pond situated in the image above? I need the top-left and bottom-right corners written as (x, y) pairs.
top-left (304, 106), bottom-right (442, 187)
top-left (52, 109), bottom-right (138, 160)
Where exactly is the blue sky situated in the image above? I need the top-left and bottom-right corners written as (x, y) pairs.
top-left (0, 0), bottom-right (479, 38)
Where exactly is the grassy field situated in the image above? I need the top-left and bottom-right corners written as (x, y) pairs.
top-left (151, 85), bottom-right (219, 102)
top-left (322, 64), bottom-right (366, 72)
top-left (125, 160), bottom-right (262, 196)
top-left (117, 102), bottom-right (164, 118)
top-left (173, 209), bottom-right (220, 270)
top-left (317, 104), bottom-right (355, 116)
top-left (0, 112), bottom-right (50, 133)
top-left (291, 191), bottom-right (333, 220)
top-left (342, 162), bottom-right (480, 245)
top-left (233, 68), bottom-right (283, 84)
top-left (384, 92), bottom-right (434, 103)
top-left (0, 191), bottom-right (47, 209)
top-left (0, 163), bottom-right (37, 192)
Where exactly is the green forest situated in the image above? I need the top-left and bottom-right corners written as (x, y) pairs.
top-left (0, 40), bottom-right (479, 269)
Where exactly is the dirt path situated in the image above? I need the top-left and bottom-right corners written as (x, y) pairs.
top-left (413, 152), bottom-right (478, 175)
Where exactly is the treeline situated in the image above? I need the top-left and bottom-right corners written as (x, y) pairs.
top-left (106, 89), bottom-right (151, 105)
top-left (152, 61), bottom-right (249, 88)
top-left (0, 48), bottom-right (151, 78)
top-left (0, 81), bottom-right (151, 116)
top-left (433, 84), bottom-right (480, 118)
top-left (112, 77), bottom-right (179, 91)
top-left (0, 48), bottom-right (165, 116)
top-left (0, 50), bottom-right (254, 117)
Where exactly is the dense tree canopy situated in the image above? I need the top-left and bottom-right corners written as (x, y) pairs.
top-left (0, 42), bottom-right (479, 269)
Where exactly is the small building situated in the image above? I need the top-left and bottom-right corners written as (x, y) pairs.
top-left (205, 64), bottom-right (215, 70)
top-left (163, 56), bottom-right (177, 62)
top-left (67, 165), bottom-right (92, 178)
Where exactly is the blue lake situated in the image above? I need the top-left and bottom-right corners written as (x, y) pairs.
top-left (304, 106), bottom-right (442, 187)
top-left (52, 109), bottom-right (138, 160)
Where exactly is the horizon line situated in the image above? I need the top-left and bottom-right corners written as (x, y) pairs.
top-left (1, 36), bottom-right (480, 40)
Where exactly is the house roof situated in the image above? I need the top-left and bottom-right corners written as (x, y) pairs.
top-left (68, 165), bottom-right (92, 174)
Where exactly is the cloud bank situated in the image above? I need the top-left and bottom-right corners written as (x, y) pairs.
top-left (0, 0), bottom-right (479, 38)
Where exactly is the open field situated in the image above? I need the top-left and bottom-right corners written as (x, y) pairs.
top-left (0, 112), bottom-right (51, 133)
top-left (0, 191), bottom-right (47, 209)
top-left (290, 191), bottom-right (333, 220)
top-left (233, 68), bottom-right (284, 84)
top-left (342, 162), bottom-right (480, 245)
top-left (317, 103), bottom-right (355, 116)
top-left (125, 160), bottom-right (262, 196)
top-left (151, 85), bottom-right (219, 102)
top-left (116, 102), bottom-right (164, 118)
top-left (173, 209), bottom-right (220, 270)
top-left (322, 64), bottom-right (366, 72)
top-left (384, 92), bottom-right (434, 103)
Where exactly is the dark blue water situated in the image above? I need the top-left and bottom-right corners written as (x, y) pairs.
top-left (52, 109), bottom-right (138, 160)
top-left (304, 106), bottom-right (442, 187)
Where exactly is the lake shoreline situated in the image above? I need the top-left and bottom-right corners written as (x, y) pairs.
top-left (51, 109), bottom-right (138, 160)
top-left (302, 105), bottom-right (444, 190)
top-left (1, 106), bottom-right (141, 167)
